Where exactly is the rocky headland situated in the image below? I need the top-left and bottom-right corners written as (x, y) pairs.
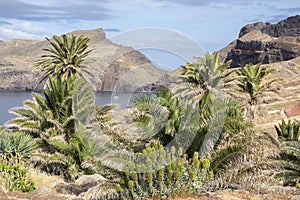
top-left (0, 28), bottom-right (165, 91)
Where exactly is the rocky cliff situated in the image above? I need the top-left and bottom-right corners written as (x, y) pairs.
top-left (216, 15), bottom-right (300, 134)
top-left (222, 15), bottom-right (300, 67)
top-left (0, 28), bottom-right (165, 91)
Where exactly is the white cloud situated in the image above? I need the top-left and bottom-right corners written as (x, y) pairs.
top-left (0, 27), bottom-right (41, 40)
top-left (0, 20), bottom-right (45, 41)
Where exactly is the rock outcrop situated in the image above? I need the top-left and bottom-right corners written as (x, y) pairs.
top-left (0, 28), bottom-right (165, 91)
top-left (223, 15), bottom-right (300, 67)
top-left (285, 103), bottom-right (300, 118)
top-left (239, 15), bottom-right (300, 38)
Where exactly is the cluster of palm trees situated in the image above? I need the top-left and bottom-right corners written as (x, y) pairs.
top-left (2, 32), bottom-right (294, 195)
top-left (6, 34), bottom-right (100, 180)
top-left (130, 52), bottom-right (281, 184)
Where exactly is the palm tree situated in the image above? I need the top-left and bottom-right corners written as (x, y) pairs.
top-left (6, 76), bottom-right (97, 179)
top-left (156, 88), bottom-right (183, 137)
top-left (231, 63), bottom-right (280, 121)
top-left (35, 34), bottom-right (94, 86)
top-left (6, 75), bottom-right (75, 139)
top-left (175, 52), bottom-right (230, 107)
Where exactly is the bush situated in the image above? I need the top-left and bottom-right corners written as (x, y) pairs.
top-left (274, 120), bottom-right (300, 186)
top-left (0, 131), bottom-right (36, 192)
top-left (116, 145), bottom-right (212, 199)
top-left (0, 163), bottom-right (35, 192)
top-left (275, 119), bottom-right (300, 141)
top-left (0, 131), bottom-right (37, 164)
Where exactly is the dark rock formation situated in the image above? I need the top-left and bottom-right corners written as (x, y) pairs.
top-left (223, 15), bottom-right (300, 67)
top-left (54, 174), bottom-right (108, 196)
top-left (239, 15), bottom-right (300, 38)
top-left (0, 28), bottom-right (165, 91)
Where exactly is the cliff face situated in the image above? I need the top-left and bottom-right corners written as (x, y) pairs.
top-left (0, 28), bottom-right (165, 91)
top-left (215, 15), bottom-right (300, 134)
top-left (239, 15), bottom-right (300, 37)
top-left (223, 15), bottom-right (300, 67)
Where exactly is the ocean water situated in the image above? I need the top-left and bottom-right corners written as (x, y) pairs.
top-left (0, 91), bottom-right (134, 126)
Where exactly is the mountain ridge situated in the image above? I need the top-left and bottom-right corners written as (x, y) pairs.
top-left (218, 15), bottom-right (300, 67)
top-left (0, 28), bottom-right (166, 92)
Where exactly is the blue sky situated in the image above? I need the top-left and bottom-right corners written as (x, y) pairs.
top-left (0, 0), bottom-right (299, 52)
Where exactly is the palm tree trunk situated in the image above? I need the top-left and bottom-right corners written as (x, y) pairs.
top-left (249, 99), bottom-right (256, 122)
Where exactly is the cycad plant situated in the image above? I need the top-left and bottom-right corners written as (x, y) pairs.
top-left (130, 88), bottom-right (184, 146)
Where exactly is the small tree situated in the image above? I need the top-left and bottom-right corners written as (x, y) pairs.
top-left (232, 63), bottom-right (280, 121)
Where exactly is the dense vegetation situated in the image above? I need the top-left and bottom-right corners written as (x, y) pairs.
top-left (0, 33), bottom-right (299, 199)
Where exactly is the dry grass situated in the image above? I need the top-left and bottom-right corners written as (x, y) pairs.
top-left (27, 168), bottom-right (65, 190)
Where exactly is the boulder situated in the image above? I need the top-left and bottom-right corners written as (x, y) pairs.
top-left (285, 102), bottom-right (300, 118)
top-left (82, 183), bottom-right (119, 200)
top-left (55, 174), bottom-right (107, 196)
top-left (0, 190), bottom-right (9, 200)
top-left (75, 174), bottom-right (107, 186)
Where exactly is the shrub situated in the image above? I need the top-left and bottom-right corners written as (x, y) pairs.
top-left (116, 145), bottom-right (212, 199)
top-left (0, 131), bottom-right (36, 192)
top-left (0, 131), bottom-right (37, 164)
top-left (275, 120), bottom-right (300, 141)
top-left (0, 162), bottom-right (35, 192)
top-left (274, 120), bottom-right (300, 186)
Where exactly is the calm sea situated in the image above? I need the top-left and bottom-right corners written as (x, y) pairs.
top-left (0, 91), bottom-right (133, 126)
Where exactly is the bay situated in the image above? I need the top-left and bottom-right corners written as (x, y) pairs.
top-left (0, 91), bottom-right (133, 126)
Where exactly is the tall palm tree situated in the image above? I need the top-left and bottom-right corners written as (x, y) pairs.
top-left (232, 63), bottom-right (280, 121)
top-left (174, 52), bottom-right (234, 157)
top-left (35, 34), bottom-right (94, 86)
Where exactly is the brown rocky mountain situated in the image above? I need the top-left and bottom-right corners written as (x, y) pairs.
top-left (220, 15), bottom-right (300, 67)
top-left (0, 28), bottom-right (166, 91)
top-left (216, 15), bottom-right (300, 134)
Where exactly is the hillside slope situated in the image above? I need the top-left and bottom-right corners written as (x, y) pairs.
top-left (216, 15), bottom-right (300, 134)
top-left (0, 28), bottom-right (166, 91)
top-left (254, 57), bottom-right (300, 134)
